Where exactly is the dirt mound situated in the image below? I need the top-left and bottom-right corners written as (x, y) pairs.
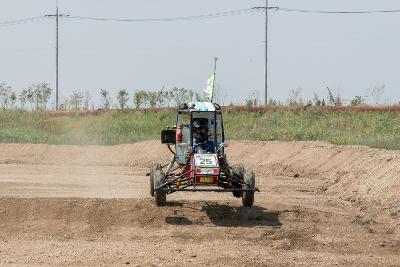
top-left (0, 198), bottom-right (282, 239)
top-left (0, 140), bottom-right (169, 167)
top-left (225, 141), bottom-right (400, 219)
top-left (1, 140), bottom-right (398, 217)
top-left (1, 197), bottom-right (399, 266)
top-left (1, 141), bottom-right (400, 265)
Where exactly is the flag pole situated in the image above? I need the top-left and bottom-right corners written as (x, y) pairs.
top-left (211, 57), bottom-right (218, 103)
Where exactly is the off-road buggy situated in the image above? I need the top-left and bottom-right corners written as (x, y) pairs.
top-left (148, 102), bottom-right (259, 207)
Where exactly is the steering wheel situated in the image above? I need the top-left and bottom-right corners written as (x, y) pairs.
top-left (192, 140), bottom-right (207, 150)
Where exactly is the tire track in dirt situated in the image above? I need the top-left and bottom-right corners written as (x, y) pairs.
top-left (0, 141), bottom-right (399, 266)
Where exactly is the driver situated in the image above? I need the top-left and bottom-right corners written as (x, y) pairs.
top-left (192, 118), bottom-right (215, 153)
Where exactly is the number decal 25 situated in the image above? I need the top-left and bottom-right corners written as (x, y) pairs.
top-left (199, 157), bottom-right (213, 165)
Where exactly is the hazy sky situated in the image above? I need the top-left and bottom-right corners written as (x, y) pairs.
top-left (1, 0), bottom-right (399, 107)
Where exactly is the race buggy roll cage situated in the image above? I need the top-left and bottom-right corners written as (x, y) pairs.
top-left (147, 102), bottom-right (258, 207)
top-left (150, 102), bottom-right (259, 194)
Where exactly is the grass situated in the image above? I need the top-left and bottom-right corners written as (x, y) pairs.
top-left (0, 110), bottom-right (175, 145)
top-left (1, 109), bottom-right (400, 149)
top-left (224, 109), bottom-right (400, 149)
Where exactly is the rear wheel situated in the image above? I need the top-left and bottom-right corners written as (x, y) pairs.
top-left (231, 164), bottom-right (245, 198)
top-left (149, 163), bottom-right (161, 197)
top-left (154, 170), bottom-right (166, 206)
top-left (242, 171), bottom-right (255, 207)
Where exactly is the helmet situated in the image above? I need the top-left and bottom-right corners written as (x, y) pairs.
top-left (192, 118), bottom-right (209, 142)
top-left (193, 118), bottom-right (208, 129)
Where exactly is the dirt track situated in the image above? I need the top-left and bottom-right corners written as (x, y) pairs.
top-left (0, 141), bottom-right (399, 266)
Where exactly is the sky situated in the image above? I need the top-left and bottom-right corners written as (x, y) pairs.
top-left (0, 0), bottom-right (399, 107)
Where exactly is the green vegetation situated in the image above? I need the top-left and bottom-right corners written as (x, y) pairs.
top-left (0, 110), bottom-right (175, 145)
top-left (224, 109), bottom-right (400, 150)
top-left (1, 109), bottom-right (400, 149)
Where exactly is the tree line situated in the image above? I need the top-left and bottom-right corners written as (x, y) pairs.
top-left (0, 82), bottom-right (210, 111)
top-left (0, 81), bottom-right (389, 111)
top-left (0, 82), bottom-right (52, 110)
top-left (97, 87), bottom-right (210, 110)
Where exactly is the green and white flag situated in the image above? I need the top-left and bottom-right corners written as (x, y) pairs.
top-left (204, 74), bottom-right (215, 101)
top-left (204, 57), bottom-right (218, 102)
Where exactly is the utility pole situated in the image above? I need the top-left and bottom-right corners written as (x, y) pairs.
top-left (46, 5), bottom-right (68, 111)
top-left (56, 5), bottom-right (59, 110)
top-left (265, 0), bottom-right (269, 105)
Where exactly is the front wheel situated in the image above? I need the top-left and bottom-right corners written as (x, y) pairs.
top-left (242, 171), bottom-right (255, 207)
top-left (154, 170), bottom-right (166, 207)
top-left (231, 164), bottom-right (245, 198)
top-left (149, 163), bottom-right (161, 197)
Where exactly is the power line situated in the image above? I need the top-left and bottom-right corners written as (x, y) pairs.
top-left (2, 6), bottom-right (400, 28)
top-left (65, 8), bottom-right (258, 22)
top-left (256, 7), bottom-right (400, 14)
top-left (0, 16), bottom-right (46, 27)
top-left (0, 8), bottom-right (257, 27)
